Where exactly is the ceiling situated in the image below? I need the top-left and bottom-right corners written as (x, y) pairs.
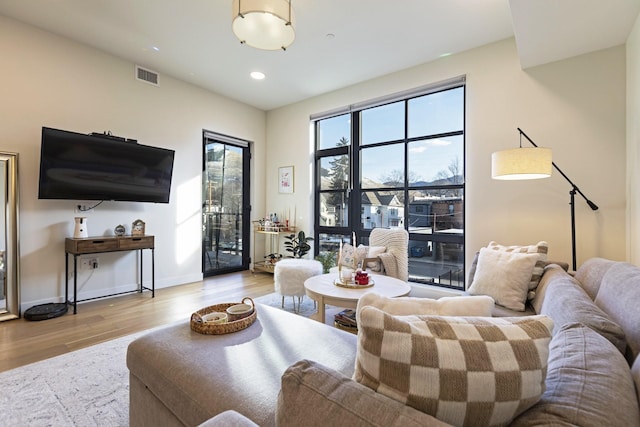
top-left (0, 0), bottom-right (638, 111)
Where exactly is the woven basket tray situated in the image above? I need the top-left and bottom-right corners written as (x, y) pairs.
top-left (190, 297), bottom-right (256, 335)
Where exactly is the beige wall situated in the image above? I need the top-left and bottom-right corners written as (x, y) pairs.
top-left (0, 15), bottom-right (266, 309)
top-left (628, 14), bottom-right (640, 264)
top-left (0, 13), bottom-right (632, 307)
top-left (266, 38), bottom-right (627, 270)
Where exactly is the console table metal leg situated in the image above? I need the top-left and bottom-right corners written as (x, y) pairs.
top-left (139, 248), bottom-right (143, 293)
top-left (65, 252), bottom-right (69, 309)
top-left (151, 247), bottom-right (155, 297)
top-left (73, 254), bottom-right (78, 314)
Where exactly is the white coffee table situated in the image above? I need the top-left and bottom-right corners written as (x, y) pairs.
top-left (304, 273), bottom-right (411, 323)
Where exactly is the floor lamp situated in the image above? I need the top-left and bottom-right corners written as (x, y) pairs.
top-left (491, 128), bottom-right (599, 271)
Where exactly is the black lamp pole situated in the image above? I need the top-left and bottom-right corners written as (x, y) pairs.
top-left (517, 128), bottom-right (599, 270)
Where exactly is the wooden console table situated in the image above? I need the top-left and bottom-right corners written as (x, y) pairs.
top-left (65, 235), bottom-right (155, 314)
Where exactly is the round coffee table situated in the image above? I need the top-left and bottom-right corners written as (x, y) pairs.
top-left (304, 273), bottom-right (411, 323)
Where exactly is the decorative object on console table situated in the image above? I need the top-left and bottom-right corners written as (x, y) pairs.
top-left (491, 128), bottom-right (599, 271)
top-left (114, 224), bottom-right (126, 236)
top-left (73, 217), bottom-right (88, 239)
top-left (278, 166), bottom-right (294, 194)
top-left (131, 219), bottom-right (145, 236)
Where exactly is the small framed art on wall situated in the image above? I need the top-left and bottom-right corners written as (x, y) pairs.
top-left (278, 166), bottom-right (294, 194)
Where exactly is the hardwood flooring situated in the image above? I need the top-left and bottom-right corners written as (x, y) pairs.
top-left (0, 270), bottom-right (274, 373)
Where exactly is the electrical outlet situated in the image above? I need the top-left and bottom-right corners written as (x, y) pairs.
top-left (80, 257), bottom-right (99, 269)
top-left (74, 205), bottom-right (94, 214)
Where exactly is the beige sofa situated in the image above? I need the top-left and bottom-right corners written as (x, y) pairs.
top-left (127, 258), bottom-right (640, 426)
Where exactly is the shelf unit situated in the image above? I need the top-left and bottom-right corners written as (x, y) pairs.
top-left (252, 226), bottom-right (295, 273)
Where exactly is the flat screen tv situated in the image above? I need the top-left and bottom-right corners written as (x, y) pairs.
top-left (38, 127), bottom-right (175, 203)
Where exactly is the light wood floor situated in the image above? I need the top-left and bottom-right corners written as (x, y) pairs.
top-left (0, 270), bottom-right (275, 373)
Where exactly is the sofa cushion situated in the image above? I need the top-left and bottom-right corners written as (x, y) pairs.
top-left (511, 323), bottom-right (640, 427)
top-left (355, 292), bottom-right (494, 325)
top-left (467, 247), bottom-right (539, 311)
top-left (633, 357), bottom-right (640, 407)
top-left (595, 261), bottom-right (640, 362)
top-left (573, 257), bottom-right (617, 300)
top-left (355, 308), bottom-right (553, 427)
top-left (531, 264), bottom-right (627, 354)
top-left (277, 359), bottom-right (450, 427)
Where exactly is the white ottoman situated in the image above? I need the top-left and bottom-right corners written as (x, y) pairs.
top-left (274, 259), bottom-right (323, 312)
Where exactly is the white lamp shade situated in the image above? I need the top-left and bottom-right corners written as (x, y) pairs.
top-left (232, 0), bottom-right (295, 50)
top-left (491, 147), bottom-right (552, 180)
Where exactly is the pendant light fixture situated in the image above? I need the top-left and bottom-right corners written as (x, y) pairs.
top-left (232, 0), bottom-right (295, 51)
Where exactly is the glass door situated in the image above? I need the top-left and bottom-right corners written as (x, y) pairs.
top-left (203, 132), bottom-right (250, 276)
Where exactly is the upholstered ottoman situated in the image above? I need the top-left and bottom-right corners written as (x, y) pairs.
top-left (126, 304), bottom-right (357, 427)
top-left (274, 259), bottom-right (322, 312)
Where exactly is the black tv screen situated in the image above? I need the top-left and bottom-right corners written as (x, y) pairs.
top-left (38, 127), bottom-right (175, 203)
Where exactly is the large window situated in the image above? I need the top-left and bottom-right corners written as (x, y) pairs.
top-left (313, 78), bottom-right (465, 289)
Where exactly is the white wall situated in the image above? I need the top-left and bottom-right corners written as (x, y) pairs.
top-left (266, 38), bottom-right (627, 269)
top-left (628, 14), bottom-right (640, 265)
top-left (0, 16), bottom-right (267, 309)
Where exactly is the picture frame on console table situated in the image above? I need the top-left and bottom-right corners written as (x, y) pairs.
top-left (278, 166), bottom-right (294, 194)
top-left (132, 219), bottom-right (145, 236)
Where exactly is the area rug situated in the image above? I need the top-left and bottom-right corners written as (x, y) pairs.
top-left (254, 292), bottom-right (319, 317)
top-left (0, 330), bottom-right (148, 427)
top-left (0, 297), bottom-right (338, 426)
top-left (253, 293), bottom-right (346, 328)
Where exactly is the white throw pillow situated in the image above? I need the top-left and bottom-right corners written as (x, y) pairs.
top-left (487, 241), bottom-right (548, 300)
top-left (356, 292), bottom-right (495, 325)
top-left (366, 246), bottom-right (386, 271)
top-left (468, 247), bottom-right (539, 311)
top-left (340, 243), bottom-right (368, 269)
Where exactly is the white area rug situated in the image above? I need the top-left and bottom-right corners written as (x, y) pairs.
top-left (254, 293), bottom-right (344, 327)
top-left (0, 331), bottom-right (145, 427)
top-left (0, 296), bottom-right (337, 426)
top-left (254, 292), bottom-right (319, 317)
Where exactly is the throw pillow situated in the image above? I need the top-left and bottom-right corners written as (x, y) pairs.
top-left (355, 308), bottom-right (554, 427)
top-left (355, 292), bottom-right (495, 325)
top-left (511, 323), bottom-right (640, 427)
top-left (339, 243), bottom-right (368, 269)
top-left (367, 245), bottom-right (386, 271)
top-left (467, 247), bottom-right (539, 311)
top-left (487, 241), bottom-right (548, 299)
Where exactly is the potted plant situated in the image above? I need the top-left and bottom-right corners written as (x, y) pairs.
top-left (284, 230), bottom-right (314, 258)
top-left (315, 251), bottom-right (336, 273)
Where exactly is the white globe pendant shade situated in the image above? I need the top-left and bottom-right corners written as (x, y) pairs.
top-left (232, 0), bottom-right (295, 51)
top-left (491, 147), bottom-right (552, 180)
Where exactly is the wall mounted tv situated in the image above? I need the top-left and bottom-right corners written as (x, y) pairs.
top-left (38, 127), bottom-right (175, 203)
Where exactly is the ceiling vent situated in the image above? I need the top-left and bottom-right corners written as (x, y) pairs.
top-left (135, 65), bottom-right (160, 86)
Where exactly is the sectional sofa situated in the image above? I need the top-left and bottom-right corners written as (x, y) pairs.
top-left (126, 258), bottom-right (640, 426)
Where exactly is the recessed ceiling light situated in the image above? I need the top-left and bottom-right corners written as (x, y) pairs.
top-left (151, 46), bottom-right (160, 52)
top-left (250, 71), bottom-right (266, 80)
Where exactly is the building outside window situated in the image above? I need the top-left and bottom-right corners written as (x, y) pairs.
top-left (313, 77), bottom-right (465, 289)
